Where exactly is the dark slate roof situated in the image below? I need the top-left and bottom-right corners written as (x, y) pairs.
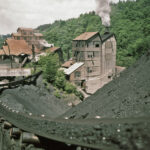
top-left (101, 32), bottom-right (115, 43)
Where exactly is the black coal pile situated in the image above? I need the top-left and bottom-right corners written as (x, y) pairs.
top-left (0, 76), bottom-right (70, 118)
top-left (62, 51), bottom-right (150, 119)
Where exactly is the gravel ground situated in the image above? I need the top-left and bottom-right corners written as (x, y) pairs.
top-left (62, 51), bottom-right (150, 119)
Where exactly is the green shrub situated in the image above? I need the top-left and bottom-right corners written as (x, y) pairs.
top-left (54, 90), bottom-right (61, 99)
top-left (38, 53), bottom-right (59, 83)
top-left (65, 82), bottom-right (76, 94)
top-left (55, 70), bottom-right (66, 90)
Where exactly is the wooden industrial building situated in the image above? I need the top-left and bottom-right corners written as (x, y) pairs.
top-left (63, 31), bottom-right (117, 94)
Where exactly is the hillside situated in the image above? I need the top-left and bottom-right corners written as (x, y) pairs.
top-left (0, 34), bottom-right (10, 48)
top-left (37, 0), bottom-right (150, 67)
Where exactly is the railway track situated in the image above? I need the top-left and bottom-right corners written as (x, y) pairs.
top-left (0, 72), bottom-right (150, 150)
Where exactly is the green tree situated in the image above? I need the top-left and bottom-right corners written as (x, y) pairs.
top-left (38, 53), bottom-right (59, 83)
top-left (55, 70), bottom-right (66, 90)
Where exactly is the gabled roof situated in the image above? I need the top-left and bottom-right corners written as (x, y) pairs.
top-left (0, 49), bottom-right (5, 55)
top-left (17, 27), bottom-right (33, 31)
top-left (64, 62), bottom-right (84, 75)
top-left (101, 32), bottom-right (114, 43)
top-left (3, 39), bottom-right (32, 56)
top-left (73, 32), bottom-right (99, 41)
top-left (12, 33), bottom-right (21, 37)
top-left (46, 47), bottom-right (61, 53)
top-left (62, 60), bottom-right (74, 68)
top-left (2, 46), bottom-right (9, 55)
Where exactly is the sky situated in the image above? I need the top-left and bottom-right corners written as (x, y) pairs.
top-left (0, 0), bottom-right (120, 34)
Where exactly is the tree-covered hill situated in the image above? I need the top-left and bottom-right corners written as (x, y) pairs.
top-left (37, 0), bottom-right (149, 67)
top-left (0, 34), bottom-right (10, 49)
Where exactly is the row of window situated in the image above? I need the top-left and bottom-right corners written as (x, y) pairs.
top-left (74, 51), bottom-right (100, 59)
top-left (74, 41), bottom-right (112, 49)
top-left (74, 41), bottom-right (101, 48)
top-left (74, 67), bottom-right (99, 78)
top-left (15, 37), bottom-right (42, 41)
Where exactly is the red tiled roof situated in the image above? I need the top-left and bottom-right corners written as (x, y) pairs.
top-left (18, 27), bottom-right (33, 31)
top-left (2, 46), bottom-right (9, 55)
top-left (0, 49), bottom-right (5, 55)
top-left (12, 33), bottom-right (21, 37)
top-left (46, 47), bottom-right (61, 53)
top-left (62, 60), bottom-right (74, 68)
top-left (73, 32), bottom-right (99, 41)
top-left (4, 39), bottom-right (32, 56)
top-left (34, 33), bottom-right (43, 37)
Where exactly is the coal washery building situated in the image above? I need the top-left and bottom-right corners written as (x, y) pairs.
top-left (63, 31), bottom-right (117, 94)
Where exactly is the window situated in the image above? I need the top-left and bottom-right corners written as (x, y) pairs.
top-left (87, 67), bottom-right (93, 73)
top-left (87, 52), bottom-right (94, 58)
top-left (30, 32), bottom-right (33, 35)
top-left (75, 71), bottom-right (81, 78)
top-left (23, 32), bottom-right (26, 35)
top-left (17, 37), bottom-right (20, 40)
top-left (95, 44), bottom-right (100, 47)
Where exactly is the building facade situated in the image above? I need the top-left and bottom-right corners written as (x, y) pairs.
top-left (12, 27), bottom-right (46, 50)
top-left (64, 31), bottom-right (117, 94)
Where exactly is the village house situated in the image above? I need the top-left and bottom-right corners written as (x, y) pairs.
top-left (0, 27), bottom-right (64, 68)
top-left (12, 27), bottom-right (53, 50)
top-left (63, 31), bottom-right (117, 94)
top-left (0, 38), bottom-right (40, 68)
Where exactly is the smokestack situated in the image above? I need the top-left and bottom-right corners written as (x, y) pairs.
top-left (95, 0), bottom-right (111, 27)
top-left (105, 26), bottom-right (110, 34)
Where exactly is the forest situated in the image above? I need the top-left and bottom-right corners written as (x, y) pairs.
top-left (37, 0), bottom-right (150, 67)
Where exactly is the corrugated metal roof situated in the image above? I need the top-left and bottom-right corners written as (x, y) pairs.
top-left (64, 62), bottom-right (84, 75)
top-left (73, 32), bottom-right (99, 41)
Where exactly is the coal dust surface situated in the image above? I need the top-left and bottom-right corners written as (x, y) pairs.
top-left (0, 76), bottom-right (70, 118)
top-left (62, 51), bottom-right (150, 119)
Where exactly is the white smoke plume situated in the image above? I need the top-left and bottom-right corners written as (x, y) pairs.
top-left (95, 0), bottom-right (111, 27)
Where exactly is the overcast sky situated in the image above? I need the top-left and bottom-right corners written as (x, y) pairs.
top-left (0, 0), bottom-right (120, 34)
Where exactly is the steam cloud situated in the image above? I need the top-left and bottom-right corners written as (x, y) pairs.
top-left (95, 0), bottom-right (111, 27)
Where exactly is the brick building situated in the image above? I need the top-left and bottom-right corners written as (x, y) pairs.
top-left (63, 31), bottom-right (117, 94)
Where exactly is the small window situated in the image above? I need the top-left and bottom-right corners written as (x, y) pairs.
top-left (87, 52), bottom-right (94, 58)
top-left (87, 67), bottom-right (93, 73)
top-left (75, 71), bottom-right (81, 78)
top-left (17, 37), bottom-right (20, 40)
top-left (30, 32), bottom-right (33, 35)
top-left (24, 32), bottom-right (26, 35)
top-left (24, 37), bottom-right (27, 40)
top-left (95, 44), bottom-right (100, 47)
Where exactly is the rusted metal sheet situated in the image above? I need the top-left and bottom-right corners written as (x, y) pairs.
top-left (0, 68), bottom-right (31, 77)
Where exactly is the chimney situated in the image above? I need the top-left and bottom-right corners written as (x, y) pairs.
top-left (104, 26), bottom-right (110, 34)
